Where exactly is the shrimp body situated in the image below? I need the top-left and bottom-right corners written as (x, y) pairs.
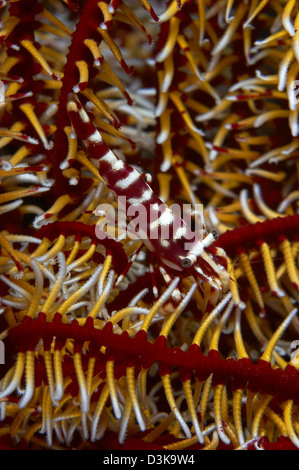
top-left (67, 96), bottom-right (229, 291)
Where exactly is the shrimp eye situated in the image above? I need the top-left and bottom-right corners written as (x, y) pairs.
top-left (211, 229), bottom-right (219, 240)
top-left (181, 257), bottom-right (192, 268)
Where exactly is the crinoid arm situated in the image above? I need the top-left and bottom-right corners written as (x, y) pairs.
top-left (1, 0), bottom-right (299, 452)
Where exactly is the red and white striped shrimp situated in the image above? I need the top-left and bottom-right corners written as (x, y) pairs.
top-left (67, 95), bottom-right (229, 291)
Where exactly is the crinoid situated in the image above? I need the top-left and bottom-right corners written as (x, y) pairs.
top-left (1, 0), bottom-right (299, 451)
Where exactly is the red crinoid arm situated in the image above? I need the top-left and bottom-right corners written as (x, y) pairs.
top-left (7, 314), bottom-right (299, 412)
top-left (50, 0), bottom-right (157, 186)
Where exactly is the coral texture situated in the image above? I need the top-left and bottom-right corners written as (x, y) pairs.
top-left (1, 0), bottom-right (299, 450)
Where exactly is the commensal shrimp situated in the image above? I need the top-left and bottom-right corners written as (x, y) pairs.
top-left (67, 95), bottom-right (229, 291)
